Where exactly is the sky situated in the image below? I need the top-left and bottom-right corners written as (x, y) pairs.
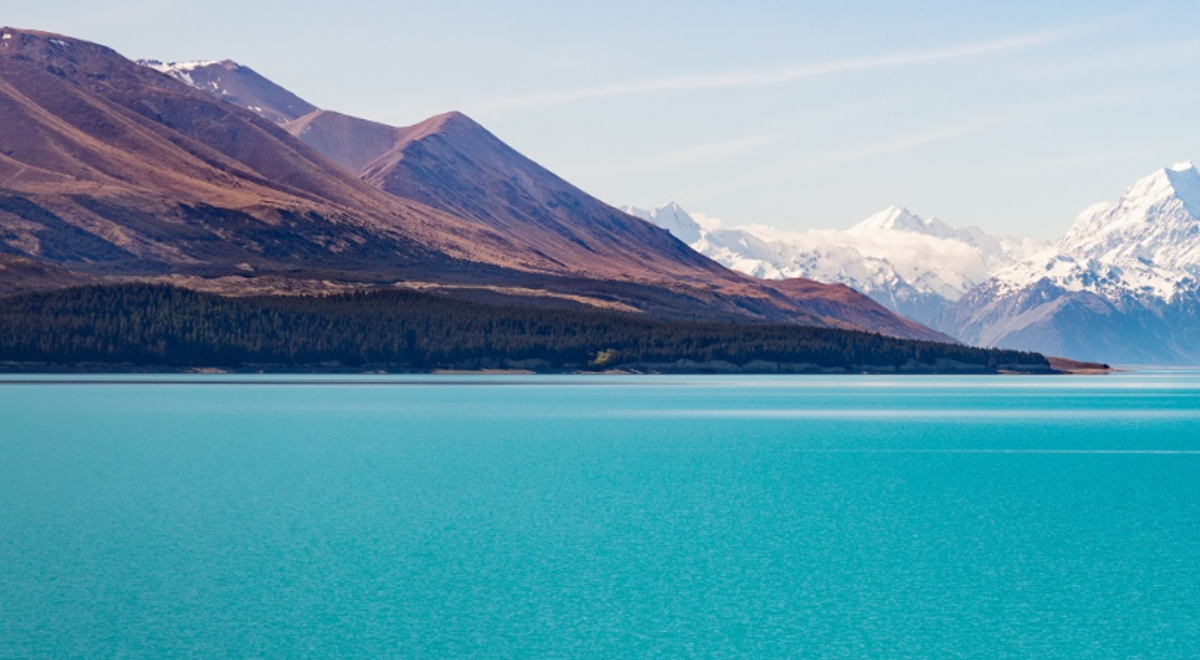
top-left (5, 0), bottom-right (1200, 239)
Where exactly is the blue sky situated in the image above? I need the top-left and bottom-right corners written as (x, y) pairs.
top-left (6, 0), bottom-right (1200, 238)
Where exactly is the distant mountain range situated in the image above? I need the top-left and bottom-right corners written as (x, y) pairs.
top-left (0, 28), bottom-right (947, 343)
top-left (939, 163), bottom-right (1200, 365)
top-left (625, 203), bottom-right (1047, 325)
top-left (633, 162), bottom-right (1200, 365)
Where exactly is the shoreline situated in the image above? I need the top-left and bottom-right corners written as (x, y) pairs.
top-left (0, 361), bottom-right (1101, 377)
top-left (1045, 357), bottom-right (1115, 375)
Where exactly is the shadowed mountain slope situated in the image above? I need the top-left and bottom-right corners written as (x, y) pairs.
top-left (285, 110), bottom-right (404, 174)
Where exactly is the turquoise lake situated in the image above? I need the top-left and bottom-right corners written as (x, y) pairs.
top-left (2, 373), bottom-right (1199, 657)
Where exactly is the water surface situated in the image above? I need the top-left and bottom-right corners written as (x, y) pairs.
top-left (2, 373), bottom-right (1198, 657)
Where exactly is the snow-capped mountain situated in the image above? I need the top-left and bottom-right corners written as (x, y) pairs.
top-left (938, 162), bottom-right (1200, 365)
top-left (137, 59), bottom-right (316, 124)
top-left (623, 202), bottom-right (782, 278)
top-left (624, 203), bottom-right (1046, 325)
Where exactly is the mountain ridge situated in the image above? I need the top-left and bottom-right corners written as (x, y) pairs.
top-left (937, 162), bottom-right (1200, 364)
top-left (0, 28), bottom-right (950, 342)
top-left (139, 58), bottom-right (317, 124)
top-left (626, 202), bottom-right (1047, 325)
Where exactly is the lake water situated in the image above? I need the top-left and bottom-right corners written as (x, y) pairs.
top-left (2, 373), bottom-right (1199, 658)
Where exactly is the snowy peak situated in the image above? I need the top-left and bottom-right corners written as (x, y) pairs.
top-left (623, 202), bottom-right (703, 244)
top-left (941, 160), bottom-right (1200, 364)
top-left (981, 159), bottom-right (1200, 309)
top-left (1165, 162), bottom-right (1200, 216)
top-left (625, 202), bottom-right (1047, 325)
top-left (137, 58), bottom-right (316, 123)
top-left (851, 206), bottom-right (925, 233)
top-left (1119, 161), bottom-right (1200, 212)
top-left (1057, 161), bottom-right (1200, 272)
top-left (849, 206), bottom-right (962, 241)
top-left (141, 59), bottom-right (229, 75)
top-left (138, 59), bottom-right (232, 90)
top-left (624, 203), bottom-right (782, 279)
top-left (1116, 161), bottom-right (1200, 217)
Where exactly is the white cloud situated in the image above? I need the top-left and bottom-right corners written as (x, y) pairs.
top-left (688, 211), bottom-right (724, 231)
top-left (483, 17), bottom-right (1125, 112)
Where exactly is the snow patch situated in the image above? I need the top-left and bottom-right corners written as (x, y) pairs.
top-left (144, 59), bottom-right (221, 74)
top-left (138, 60), bottom-right (225, 91)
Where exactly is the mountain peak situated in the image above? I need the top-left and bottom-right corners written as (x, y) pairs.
top-left (0, 28), bottom-right (125, 67)
top-left (1164, 162), bottom-right (1200, 211)
top-left (851, 206), bottom-right (925, 233)
top-left (944, 161), bottom-right (1200, 364)
top-left (136, 57), bottom-right (317, 124)
top-left (1107, 160), bottom-right (1200, 222)
top-left (1, 27), bottom-right (78, 44)
top-left (623, 202), bottom-right (703, 245)
top-left (141, 59), bottom-right (220, 73)
top-left (421, 110), bottom-right (478, 132)
top-left (431, 109), bottom-right (470, 122)
top-left (391, 111), bottom-right (485, 147)
top-left (1042, 161), bottom-right (1200, 288)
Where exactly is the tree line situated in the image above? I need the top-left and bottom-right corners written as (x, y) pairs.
top-left (0, 284), bottom-right (1050, 372)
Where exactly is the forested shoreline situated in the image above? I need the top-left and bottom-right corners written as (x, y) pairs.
top-left (0, 285), bottom-right (1052, 373)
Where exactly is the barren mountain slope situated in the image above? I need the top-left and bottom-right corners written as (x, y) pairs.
top-left (0, 29), bottom-right (949, 340)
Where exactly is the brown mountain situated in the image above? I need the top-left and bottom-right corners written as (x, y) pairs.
top-left (0, 28), bottom-right (950, 341)
top-left (284, 110), bottom-right (404, 174)
top-left (138, 59), bottom-right (317, 124)
top-left (0, 29), bottom-right (521, 279)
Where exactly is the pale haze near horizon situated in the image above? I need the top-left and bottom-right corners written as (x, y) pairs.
top-left (5, 0), bottom-right (1200, 240)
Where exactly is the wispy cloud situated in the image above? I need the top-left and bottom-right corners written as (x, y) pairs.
top-left (815, 122), bottom-right (991, 166)
top-left (680, 81), bottom-right (1171, 203)
top-left (483, 17), bottom-right (1125, 112)
top-left (683, 120), bottom-right (994, 203)
top-left (652, 136), bottom-right (776, 166)
top-left (1004, 39), bottom-right (1200, 81)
